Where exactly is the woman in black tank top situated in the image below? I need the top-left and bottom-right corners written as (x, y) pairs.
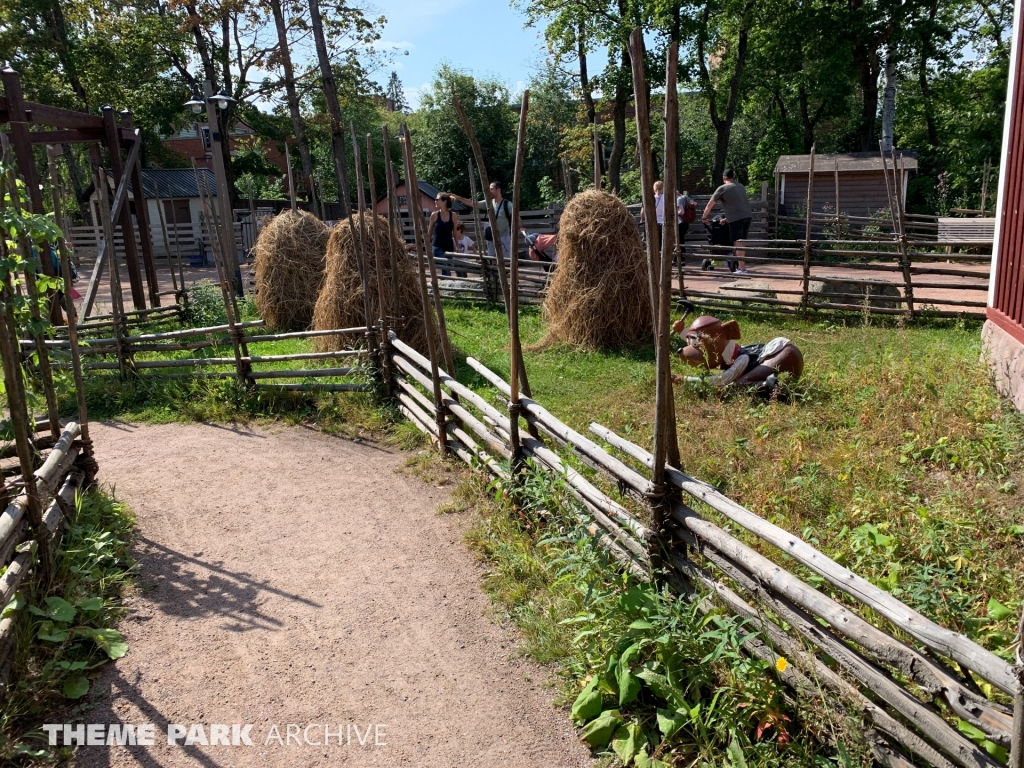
top-left (427, 193), bottom-right (463, 276)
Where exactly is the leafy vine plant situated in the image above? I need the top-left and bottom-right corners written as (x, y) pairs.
top-left (0, 155), bottom-right (69, 431)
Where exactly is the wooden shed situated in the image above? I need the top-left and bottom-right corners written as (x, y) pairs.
top-left (984, 0), bottom-right (1024, 411)
top-left (774, 151), bottom-right (918, 219)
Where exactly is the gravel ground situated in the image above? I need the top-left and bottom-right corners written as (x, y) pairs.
top-left (71, 421), bottom-right (591, 768)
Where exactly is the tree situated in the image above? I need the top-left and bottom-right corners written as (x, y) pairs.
top-left (269, 0), bottom-right (316, 212)
top-left (413, 66), bottom-right (517, 197)
top-left (386, 71), bottom-right (408, 112)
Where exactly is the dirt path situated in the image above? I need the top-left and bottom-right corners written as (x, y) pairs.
top-left (76, 421), bottom-right (591, 767)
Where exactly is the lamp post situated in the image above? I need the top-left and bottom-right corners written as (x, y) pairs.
top-left (185, 81), bottom-right (242, 295)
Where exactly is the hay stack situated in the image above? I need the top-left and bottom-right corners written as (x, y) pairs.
top-left (312, 213), bottom-right (426, 352)
top-left (539, 190), bottom-right (652, 349)
top-left (254, 210), bottom-right (329, 330)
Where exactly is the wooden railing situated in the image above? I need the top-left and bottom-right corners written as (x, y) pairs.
top-left (387, 329), bottom-right (1022, 768)
top-left (0, 422), bottom-right (88, 690)
top-left (23, 315), bottom-right (375, 394)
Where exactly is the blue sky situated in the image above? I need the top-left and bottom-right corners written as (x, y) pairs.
top-left (370, 0), bottom-right (558, 108)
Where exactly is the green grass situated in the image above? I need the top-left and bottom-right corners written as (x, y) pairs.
top-left (444, 302), bottom-right (1024, 666)
top-left (0, 487), bottom-right (136, 764)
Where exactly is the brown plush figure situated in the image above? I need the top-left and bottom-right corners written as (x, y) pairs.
top-left (672, 313), bottom-right (804, 390)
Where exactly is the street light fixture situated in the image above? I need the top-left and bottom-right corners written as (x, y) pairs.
top-left (184, 92), bottom-right (205, 114)
top-left (213, 90), bottom-right (236, 111)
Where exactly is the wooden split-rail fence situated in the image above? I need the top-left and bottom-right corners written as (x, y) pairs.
top-left (0, 421), bottom-right (92, 691)
top-left (386, 329), bottom-right (1024, 768)
top-left (22, 309), bottom-right (376, 394)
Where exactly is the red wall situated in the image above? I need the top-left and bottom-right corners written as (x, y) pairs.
top-left (990, 3), bottom-right (1024, 345)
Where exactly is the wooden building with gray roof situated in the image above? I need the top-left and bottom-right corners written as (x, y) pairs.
top-left (774, 151), bottom-right (918, 219)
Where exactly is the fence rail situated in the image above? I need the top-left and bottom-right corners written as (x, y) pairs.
top-left (386, 329), bottom-right (1021, 768)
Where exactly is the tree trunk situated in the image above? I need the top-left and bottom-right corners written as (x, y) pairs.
top-left (854, 41), bottom-right (881, 151)
top-left (44, 0), bottom-right (88, 110)
top-left (672, 2), bottom-right (683, 190)
top-left (270, 0), bottom-right (317, 215)
top-left (578, 26), bottom-right (596, 126)
top-left (608, 47), bottom-right (628, 193)
top-left (308, 0), bottom-right (352, 212)
top-left (698, 0), bottom-right (752, 179)
top-left (880, 42), bottom-right (897, 151)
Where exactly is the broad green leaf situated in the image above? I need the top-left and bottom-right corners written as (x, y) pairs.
top-left (987, 598), bottom-right (1014, 622)
top-left (63, 676), bottom-right (89, 699)
top-left (656, 708), bottom-right (687, 738)
top-left (37, 621), bottom-right (69, 643)
top-left (77, 597), bottom-right (103, 613)
top-left (636, 751), bottom-right (672, 768)
top-left (727, 732), bottom-right (748, 768)
top-left (76, 628), bottom-right (128, 659)
top-left (611, 722), bottom-right (648, 765)
top-left (579, 710), bottom-right (622, 748)
top-left (628, 620), bottom-right (654, 631)
top-left (617, 643), bottom-right (642, 706)
top-left (635, 669), bottom-right (677, 705)
top-left (28, 596), bottom-right (75, 623)
top-left (571, 677), bottom-right (603, 724)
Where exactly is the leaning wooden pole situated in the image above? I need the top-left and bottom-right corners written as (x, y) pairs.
top-left (592, 123), bottom-right (602, 190)
top-left (365, 135), bottom-right (386, 325)
top-left (45, 146), bottom-right (94, 476)
top-left (0, 237), bottom-right (49, 580)
top-left (192, 161), bottom-right (248, 384)
top-left (467, 159), bottom-right (495, 304)
top-left (628, 29), bottom-right (662, 344)
top-left (1, 142), bottom-right (61, 438)
top-left (507, 90), bottom-right (530, 469)
top-left (1010, 607), bottom-right (1024, 768)
top-left (381, 125), bottom-right (402, 326)
top-left (348, 124), bottom-right (374, 347)
top-left (93, 166), bottom-right (129, 377)
top-left (451, 96), bottom-right (534, 400)
top-left (659, 42), bottom-right (681, 472)
top-left (800, 145), bottom-right (816, 314)
top-left (284, 142), bottom-right (298, 213)
top-left (893, 152), bottom-right (916, 317)
top-left (398, 123), bottom-right (447, 452)
top-left (152, 183), bottom-right (180, 296)
top-left (452, 97), bottom-right (512, 310)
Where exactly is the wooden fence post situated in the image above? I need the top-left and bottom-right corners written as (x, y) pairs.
top-left (659, 42), bottom-right (681, 473)
top-left (349, 124), bottom-right (377, 360)
top-left (800, 145), bottom-right (816, 314)
top-left (1010, 607), bottom-right (1024, 768)
top-left (467, 159), bottom-right (497, 304)
top-left (46, 146), bottom-right (96, 480)
top-left (507, 91), bottom-right (530, 473)
top-left (381, 125), bottom-right (402, 327)
top-left (94, 168), bottom-right (130, 378)
top-left (191, 162), bottom-right (249, 386)
top-left (452, 97), bottom-right (535, 403)
top-left (895, 152), bottom-right (916, 318)
top-left (399, 123), bottom-right (447, 453)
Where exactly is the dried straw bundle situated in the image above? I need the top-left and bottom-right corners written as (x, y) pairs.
top-left (254, 210), bottom-right (329, 330)
top-left (312, 213), bottom-right (427, 352)
top-left (538, 190), bottom-right (652, 349)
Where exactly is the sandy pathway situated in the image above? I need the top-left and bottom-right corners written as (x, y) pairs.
top-left (74, 421), bottom-right (590, 767)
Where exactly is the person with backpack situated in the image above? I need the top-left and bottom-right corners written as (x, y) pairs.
top-left (448, 181), bottom-right (518, 265)
top-left (701, 168), bottom-right (752, 274)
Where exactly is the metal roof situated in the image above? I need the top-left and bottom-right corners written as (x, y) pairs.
top-left (136, 168), bottom-right (218, 198)
top-left (775, 151), bottom-right (918, 174)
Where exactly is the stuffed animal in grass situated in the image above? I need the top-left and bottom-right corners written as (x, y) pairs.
top-left (671, 312), bottom-right (804, 390)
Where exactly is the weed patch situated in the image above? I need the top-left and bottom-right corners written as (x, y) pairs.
top-left (0, 487), bottom-right (135, 763)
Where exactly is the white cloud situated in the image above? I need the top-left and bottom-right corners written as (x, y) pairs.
top-left (403, 81), bottom-right (432, 110)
